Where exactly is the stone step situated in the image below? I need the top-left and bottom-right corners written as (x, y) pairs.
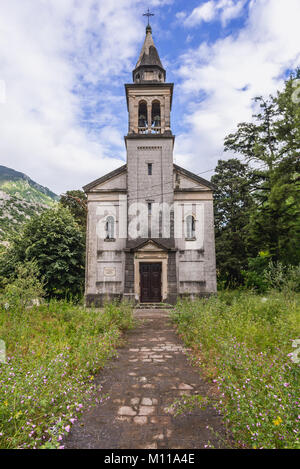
top-left (136, 303), bottom-right (174, 310)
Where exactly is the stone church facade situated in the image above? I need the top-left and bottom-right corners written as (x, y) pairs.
top-left (84, 25), bottom-right (217, 306)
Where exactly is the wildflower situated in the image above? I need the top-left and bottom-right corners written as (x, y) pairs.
top-left (65, 425), bottom-right (70, 433)
top-left (273, 417), bottom-right (282, 426)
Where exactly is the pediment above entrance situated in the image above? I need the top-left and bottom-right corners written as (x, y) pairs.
top-left (127, 238), bottom-right (174, 252)
top-left (138, 240), bottom-right (165, 252)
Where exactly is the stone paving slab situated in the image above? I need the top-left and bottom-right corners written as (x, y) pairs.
top-left (64, 310), bottom-right (226, 449)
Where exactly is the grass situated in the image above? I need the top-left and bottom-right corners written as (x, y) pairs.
top-left (0, 299), bottom-right (134, 449)
top-left (171, 290), bottom-right (300, 449)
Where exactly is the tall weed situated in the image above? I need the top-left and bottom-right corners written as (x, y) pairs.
top-left (172, 291), bottom-right (300, 448)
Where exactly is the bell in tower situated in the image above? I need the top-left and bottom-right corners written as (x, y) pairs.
top-left (151, 100), bottom-right (161, 134)
top-left (138, 101), bottom-right (148, 133)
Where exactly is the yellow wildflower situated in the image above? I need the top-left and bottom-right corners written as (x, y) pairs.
top-left (273, 416), bottom-right (282, 426)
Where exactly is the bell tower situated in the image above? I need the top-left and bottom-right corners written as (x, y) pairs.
top-left (124, 18), bottom-right (177, 303)
top-left (125, 21), bottom-right (175, 215)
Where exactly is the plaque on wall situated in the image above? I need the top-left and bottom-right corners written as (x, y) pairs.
top-left (104, 267), bottom-right (116, 278)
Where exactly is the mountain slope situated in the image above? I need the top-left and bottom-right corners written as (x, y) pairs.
top-left (0, 165), bottom-right (58, 203)
top-left (0, 165), bottom-right (58, 242)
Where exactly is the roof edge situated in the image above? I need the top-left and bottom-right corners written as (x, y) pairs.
top-left (174, 164), bottom-right (215, 190)
top-left (83, 163), bottom-right (215, 194)
top-left (83, 164), bottom-right (127, 193)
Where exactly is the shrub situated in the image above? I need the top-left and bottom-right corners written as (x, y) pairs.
top-left (0, 261), bottom-right (44, 311)
top-left (241, 251), bottom-right (271, 292)
top-left (264, 262), bottom-right (300, 294)
top-left (102, 301), bottom-right (135, 331)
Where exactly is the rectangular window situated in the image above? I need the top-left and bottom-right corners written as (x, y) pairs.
top-left (148, 163), bottom-right (152, 175)
top-left (148, 202), bottom-right (152, 214)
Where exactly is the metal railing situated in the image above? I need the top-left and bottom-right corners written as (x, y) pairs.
top-left (138, 127), bottom-right (161, 134)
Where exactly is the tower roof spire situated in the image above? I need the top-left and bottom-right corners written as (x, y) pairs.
top-left (133, 13), bottom-right (166, 83)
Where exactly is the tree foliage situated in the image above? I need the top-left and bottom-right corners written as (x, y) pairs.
top-left (215, 70), bottom-right (300, 286)
top-left (211, 159), bottom-right (255, 285)
top-left (0, 206), bottom-right (85, 298)
top-left (59, 190), bottom-right (87, 231)
top-left (1, 261), bottom-right (45, 311)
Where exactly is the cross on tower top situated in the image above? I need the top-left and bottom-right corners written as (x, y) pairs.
top-left (143, 8), bottom-right (154, 26)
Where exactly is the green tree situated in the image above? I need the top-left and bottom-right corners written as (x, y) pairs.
top-left (0, 206), bottom-right (85, 298)
top-left (275, 69), bottom-right (300, 161)
top-left (211, 159), bottom-right (255, 285)
top-left (225, 96), bottom-right (279, 170)
top-left (59, 190), bottom-right (87, 231)
top-left (224, 71), bottom-right (300, 265)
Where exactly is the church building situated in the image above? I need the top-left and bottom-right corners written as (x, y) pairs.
top-left (84, 23), bottom-right (217, 306)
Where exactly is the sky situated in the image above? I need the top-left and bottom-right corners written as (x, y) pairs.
top-left (0, 0), bottom-right (299, 194)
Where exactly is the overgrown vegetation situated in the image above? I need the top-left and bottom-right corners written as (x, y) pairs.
top-left (172, 281), bottom-right (300, 449)
top-left (0, 206), bottom-right (85, 298)
top-left (167, 394), bottom-right (209, 417)
top-left (0, 266), bottom-right (134, 449)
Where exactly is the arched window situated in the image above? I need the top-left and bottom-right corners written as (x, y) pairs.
top-left (105, 216), bottom-right (115, 240)
top-left (186, 215), bottom-right (196, 239)
top-left (138, 101), bottom-right (148, 133)
top-left (151, 100), bottom-right (161, 133)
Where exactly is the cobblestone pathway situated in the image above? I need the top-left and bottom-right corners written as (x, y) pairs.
top-left (65, 310), bottom-right (226, 449)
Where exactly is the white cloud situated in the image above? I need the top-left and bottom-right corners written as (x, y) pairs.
top-left (0, 0), bottom-right (172, 194)
top-left (176, 11), bottom-right (187, 20)
top-left (180, 0), bottom-right (246, 28)
top-left (219, 0), bottom-right (247, 26)
top-left (174, 0), bottom-right (300, 174)
top-left (183, 1), bottom-right (216, 27)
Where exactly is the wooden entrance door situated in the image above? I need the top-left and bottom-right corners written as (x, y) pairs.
top-left (140, 263), bottom-right (162, 303)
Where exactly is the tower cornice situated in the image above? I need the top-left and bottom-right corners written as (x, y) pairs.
top-left (124, 133), bottom-right (175, 151)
